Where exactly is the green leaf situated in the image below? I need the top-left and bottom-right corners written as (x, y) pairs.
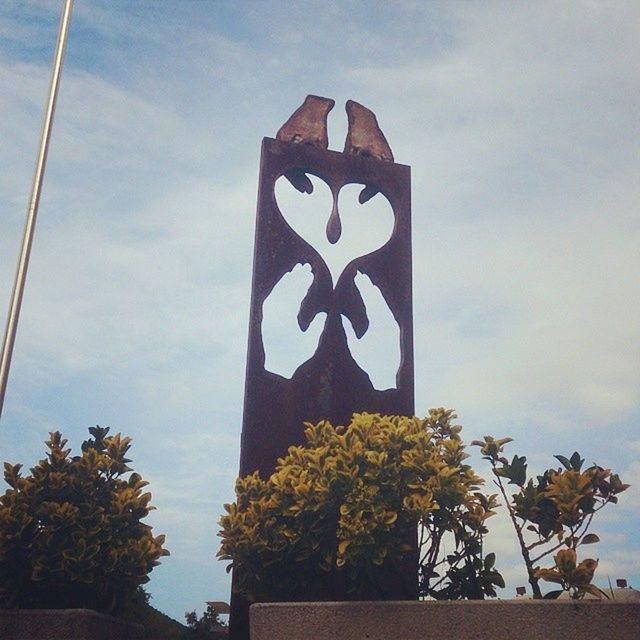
top-left (582, 584), bottom-right (608, 599)
top-left (570, 451), bottom-right (584, 471)
top-left (495, 455), bottom-right (527, 487)
top-left (580, 533), bottom-right (600, 545)
top-left (554, 455), bottom-right (572, 471)
top-left (609, 474), bottom-right (630, 494)
top-left (484, 553), bottom-right (495, 570)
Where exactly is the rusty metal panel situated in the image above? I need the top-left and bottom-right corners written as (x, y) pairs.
top-left (239, 137), bottom-right (414, 478)
top-left (230, 102), bottom-right (415, 638)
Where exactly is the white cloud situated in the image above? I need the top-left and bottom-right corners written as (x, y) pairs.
top-left (618, 461), bottom-right (640, 512)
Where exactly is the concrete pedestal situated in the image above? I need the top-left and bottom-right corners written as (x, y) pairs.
top-left (251, 600), bottom-right (640, 640)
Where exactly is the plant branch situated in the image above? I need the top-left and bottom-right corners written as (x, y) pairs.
top-left (492, 466), bottom-right (542, 598)
top-left (531, 537), bottom-right (568, 565)
top-left (526, 534), bottom-right (556, 552)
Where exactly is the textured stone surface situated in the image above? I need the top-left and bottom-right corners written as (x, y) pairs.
top-left (251, 600), bottom-right (640, 640)
top-left (0, 609), bottom-right (144, 640)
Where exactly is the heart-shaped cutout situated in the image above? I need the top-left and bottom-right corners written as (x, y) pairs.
top-left (274, 174), bottom-right (394, 284)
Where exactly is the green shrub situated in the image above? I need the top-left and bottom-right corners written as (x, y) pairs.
top-left (218, 410), bottom-right (503, 602)
top-left (473, 436), bottom-right (629, 598)
top-left (0, 426), bottom-right (169, 613)
top-left (184, 603), bottom-right (228, 639)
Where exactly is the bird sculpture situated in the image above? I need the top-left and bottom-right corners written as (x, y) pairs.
top-left (344, 100), bottom-right (394, 203)
top-left (277, 94), bottom-right (335, 148)
top-left (344, 99), bottom-right (394, 161)
top-left (276, 95), bottom-right (335, 194)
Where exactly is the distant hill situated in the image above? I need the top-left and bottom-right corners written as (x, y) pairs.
top-left (128, 603), bottom-right (228, 640)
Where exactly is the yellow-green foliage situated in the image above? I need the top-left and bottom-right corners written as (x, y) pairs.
top-left (0, 427), bottom-right (169, 613)
top-left (218, 410), bottom-right (500, 602)
top-left (535, 548), bottom-right (605, 599)
top-left (474, 437), bottom-right (629, 599)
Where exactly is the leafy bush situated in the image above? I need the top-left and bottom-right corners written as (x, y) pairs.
top-left (218, 410), bottom-right (503, 602)
top-left (0, 426), bottom-right (169, 613)
top-left (473, 436), bottom-right (629, 598)
top-left (184, 603), bottom-right (228, 639)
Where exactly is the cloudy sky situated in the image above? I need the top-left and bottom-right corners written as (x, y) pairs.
top-left (1, 0), bottom-right (638, 620)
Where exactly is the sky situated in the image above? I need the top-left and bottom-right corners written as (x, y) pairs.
top-left (0, 0), bottom-right (638, 621)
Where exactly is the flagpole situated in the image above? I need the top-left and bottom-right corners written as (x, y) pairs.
top-left (0, 0), bottom-right (74, 422)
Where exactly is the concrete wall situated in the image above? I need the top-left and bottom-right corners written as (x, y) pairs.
top-left (0, 609), bottom-right (144, 640)
top-left (251, 600), bottom-right (640, 640)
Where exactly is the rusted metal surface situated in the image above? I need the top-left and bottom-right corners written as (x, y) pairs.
top-left (231, 98), bottom-right (414, 639)
top-left (344, 99), bottom-right (394, 162)
top-left (276, 95), bottom-right (335, 150)
top-left (239, 136), bottom-right (414, 478)
top-left (276, 95), bottom-right (335, 196)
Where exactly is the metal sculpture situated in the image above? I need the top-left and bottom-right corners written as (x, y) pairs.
top-left (231, 96), bottom-right (414, 639)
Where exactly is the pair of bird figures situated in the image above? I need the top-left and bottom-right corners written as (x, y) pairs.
top-left (276, 95), bottom-right (395, 224)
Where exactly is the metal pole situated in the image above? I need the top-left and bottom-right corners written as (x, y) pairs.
top-left (0, 0), bottom-right (74, 422)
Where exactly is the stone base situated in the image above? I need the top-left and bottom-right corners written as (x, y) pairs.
top-left (0, 609), bottom-right (144, 640)
top-left (250, 600), bottom-right (640, 640)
